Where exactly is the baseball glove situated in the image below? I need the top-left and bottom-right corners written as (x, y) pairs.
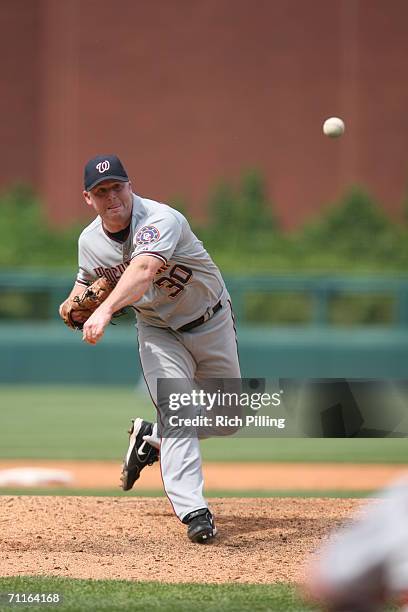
top-left (60, 277), bottom-right (115, 330)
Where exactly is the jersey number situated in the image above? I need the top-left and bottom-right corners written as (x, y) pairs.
top-left (155, 264), bottom-right (192, 298)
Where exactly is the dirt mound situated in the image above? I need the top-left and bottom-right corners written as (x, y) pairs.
top-left (0, 496), bottom-right (362, 583)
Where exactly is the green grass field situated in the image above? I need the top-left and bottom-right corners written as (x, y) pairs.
top-left (0, 488), bottom-right (373, 498)
top-left (1, 385), bottom-right (407, 463)
top-left (0, 577), bottom-right (400, 612)
top-left (0, 578), bottom-right (319, 612)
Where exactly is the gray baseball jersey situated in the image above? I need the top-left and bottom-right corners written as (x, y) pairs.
top-left (77, 193), bottom-right (227, 329)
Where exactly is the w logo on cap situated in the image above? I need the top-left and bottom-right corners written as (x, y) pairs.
top-left (96, 160), bottom-right (110, 173)
top-left (84, 154), bottom-right (128, 190)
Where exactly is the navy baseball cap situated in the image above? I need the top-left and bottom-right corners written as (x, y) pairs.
top-left (84, 154), bottom-right (129, 191)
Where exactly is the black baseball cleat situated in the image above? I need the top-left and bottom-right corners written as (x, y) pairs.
top-left (183, 508), bottom-right (217, 543)
top-left (120, 418), bottom-right (159, 491)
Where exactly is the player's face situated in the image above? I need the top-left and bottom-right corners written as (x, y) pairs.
top-left (83, 180), bottom-right (133, 229)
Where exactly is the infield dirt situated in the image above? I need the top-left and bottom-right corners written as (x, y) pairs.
top-left (0, 460), bottom-right (406, 490)
top-left (0, 496), bottom-right (362, 583)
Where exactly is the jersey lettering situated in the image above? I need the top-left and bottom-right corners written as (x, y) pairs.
top-left (154, 264), bottom-right (193, 299)
top-left (156, 262), bottom-right (170, 275)
top-left (94, 260), bottom-right (130, 283)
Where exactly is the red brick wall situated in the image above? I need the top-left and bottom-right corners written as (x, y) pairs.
top-left (2, 1), bottom-right (40, 186)
top-left (1, 0), bottom-right (408, 229)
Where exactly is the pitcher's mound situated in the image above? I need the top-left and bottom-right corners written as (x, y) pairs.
top-left (1, 496), bottom-right (361, 583)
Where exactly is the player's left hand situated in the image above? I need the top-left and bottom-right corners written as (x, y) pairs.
top-left (82, 306), bottom-right (112, 344)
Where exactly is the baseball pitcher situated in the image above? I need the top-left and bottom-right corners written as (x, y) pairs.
top-left (60, 154), bottom-right (241, 543)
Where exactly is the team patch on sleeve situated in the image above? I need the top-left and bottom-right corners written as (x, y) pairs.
top-left (135, 225), bottom-right (160, 245)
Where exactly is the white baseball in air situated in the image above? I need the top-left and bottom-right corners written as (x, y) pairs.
top-left (323, 117), bottom-right (345, 138)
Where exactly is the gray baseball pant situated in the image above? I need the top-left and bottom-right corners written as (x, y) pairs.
top-left (137, 299), bottom-right (241, 520)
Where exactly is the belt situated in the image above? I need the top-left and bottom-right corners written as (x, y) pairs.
top-left (177, 301), bottom-right (222, 333)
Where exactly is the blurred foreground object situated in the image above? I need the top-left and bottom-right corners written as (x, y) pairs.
top-left (307, 476), bottom-right (408, 611)
top-left (0, 467), bottom-right (73, 487)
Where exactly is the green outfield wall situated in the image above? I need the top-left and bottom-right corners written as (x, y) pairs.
top-left (1, 323), bottom-right (407, 384)
top-left (1, 273), bottom-right (408, 383)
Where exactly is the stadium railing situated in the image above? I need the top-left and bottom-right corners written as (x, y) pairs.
top-left (1, 271), bottom-right (408, 326)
